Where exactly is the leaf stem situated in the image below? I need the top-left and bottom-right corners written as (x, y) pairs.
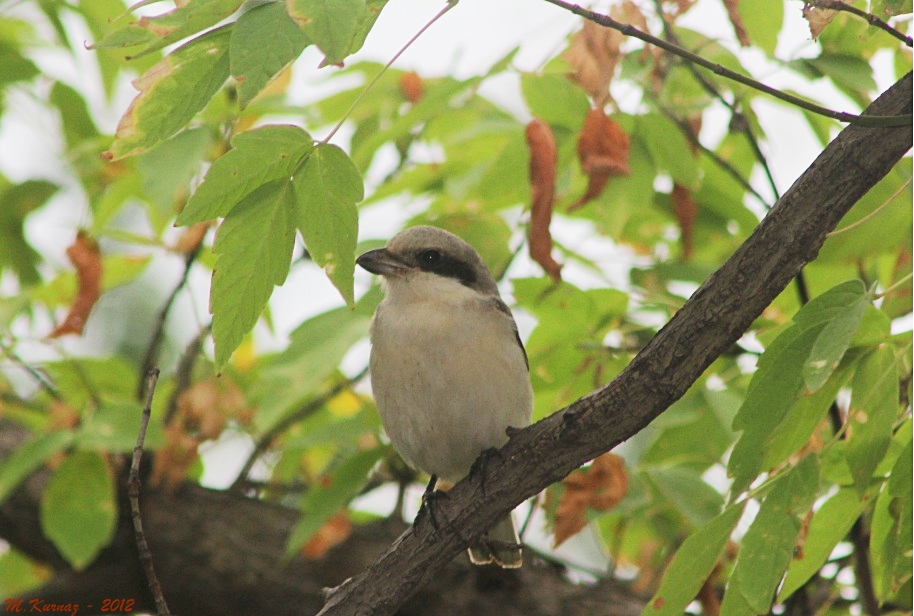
top-left (540, 0), bottom-right (912, 127)
top-left (827, 177), bottom-right (912, 236)
top-left (320, 0), bottom-right (460, 144)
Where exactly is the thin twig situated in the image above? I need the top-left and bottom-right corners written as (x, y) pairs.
top-left (321, 0), bottom-right (460, 144)
top-left (137, 246), bottom-right (202, 400)
top-left (651, 0), bottom-right (782, 204)
top-left (808, 0), bottom-right (913, 47)
top-left (541, 0), bottom-right (912, 127)
top-left (659, 105), bottom-right (770, 207)
top-left (128, 368), bottom-right (170, 616)
top-left (231, 367), bottom-right (369, 491)
top-left (163, 323), bottom-right (211, 425)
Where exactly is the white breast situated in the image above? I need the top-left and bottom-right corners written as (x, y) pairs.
top-left (368, 272), bottom-right (532, 482)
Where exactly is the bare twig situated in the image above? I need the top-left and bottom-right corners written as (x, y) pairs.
top-left (137, 245), bottom-right (202, 401)
top-left (128, 368), bottom-right (170, 616)
top-left (541, 0), bottom-right (912, 127)
top-left (163, 323), bottom-right (211, 425)
top-left (808, 0), bottom-right (913, 47)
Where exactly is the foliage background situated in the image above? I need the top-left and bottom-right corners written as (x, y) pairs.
top-left (0, 0), bottom-right (910, 614)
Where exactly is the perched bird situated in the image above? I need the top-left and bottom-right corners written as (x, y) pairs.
top-left (357, 225), bottom-right (533, 568)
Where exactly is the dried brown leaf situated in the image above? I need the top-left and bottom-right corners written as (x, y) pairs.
top-left (564, 20), bottom-right (622, 106)
top-left (525, 118), bottom-right (562, 281)
top-left (552, 452), bottom-right (627, 547)
top-left (569, 108), bottom-right (631, 211)
top-left (802, 4), bottom-right (839, 40)
top-left (672, 183), bottom-right (697, 260)
top-left (49, 231), bottom-right (102, 338)
top-left (722, 0), bottom-right (752, 47)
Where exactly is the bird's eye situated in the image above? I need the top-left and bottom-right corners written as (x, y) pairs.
top-left (417, 250), bottom-right (441, 268)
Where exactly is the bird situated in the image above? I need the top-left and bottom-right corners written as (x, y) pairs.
top-left (356, 225), bottom-right (533, 568)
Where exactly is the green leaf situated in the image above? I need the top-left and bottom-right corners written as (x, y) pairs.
top-left (211, 179), bottom-right (297, 369)
top-left (137, 127), bottom-right (213, 228)
top-left (520, 72), bottom-right (591, 130)
top-left (91, 0), bottom-right (243, 58)
top-left (871, 446), bottom-right (914, 601)
top-left (106, 26), bottom-right (232, 160)
top-left (231, 2), bottom-right (310, 108)
top-left (645, 467), bottom-right (725, 527)
top-left (734, 455), bottom-right (820, 613)
top-left (637, 113), bottom-right (700, 189)
top-left (255, 291), bottom-right (378, 430)
top-left (728, 324), bottom-right (818, 495)
top-left (177, 124), bottom-right (313, 225)
top-left (801, 280), bottom-right (868, 392)
top-left (292, 144), bottom-right (363, 306)
top-left (740, 0), bottom-right (782, 55)
top-left (0, 39), bottom-right (40, 86)
top-left (286, 0), bottom-right (384, 65)
top-left (39, 451), bottom-right (117, 570)
top-left (0, 430), bottom-right (75, 505)
top-left (762, 351), bottom-right (858, 471)
top-left (50, 82), bottom-right (99, 149)
top-left (0, 548), bottom-right (49, 596)
top-left (0, 180), bottom-right (59, 285)
top-left (778, 488), bottom-right (868, 601)
top-left (286, 447), bottom-right (383, 554)
top-left (642, 503), bottom-right (744, 616)
top-left (77, 402), bottom-right (165, 453)
top-left (845, 345), bottom-right (899, 494)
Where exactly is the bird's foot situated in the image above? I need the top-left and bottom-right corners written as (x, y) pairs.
top-left (468, 447), bottom-right (503, 497)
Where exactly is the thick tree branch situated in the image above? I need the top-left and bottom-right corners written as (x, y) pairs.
top-left (0, 419), bottom-right (643, 616)
top-left (318, 73), bottom-right (912, 616)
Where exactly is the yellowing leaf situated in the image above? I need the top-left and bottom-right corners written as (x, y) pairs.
top-left (91, 0), bottom-right (242, 58)
top-left (105, 26), bottom-right (231, 160)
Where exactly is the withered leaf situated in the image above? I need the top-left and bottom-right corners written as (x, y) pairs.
top-left (525, 118), bottom-right (562, 282)
top-left (722, 0), bottom-right (751, 47)
top-left (564, 20), bottom-right (622, 106)
top-left (49, 231), bottom-right (102, 338)
top-left (569, 108), bottom-right (631, 211)
top-left (672, 182), bottom-right (697, 260)
top-left (552, 452), bottom-right (627, 547)
top-left (802, 4), bottom-right (838, 40)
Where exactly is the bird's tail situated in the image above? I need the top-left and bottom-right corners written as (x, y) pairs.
top-left (468, 513), bottom-right (523, 568)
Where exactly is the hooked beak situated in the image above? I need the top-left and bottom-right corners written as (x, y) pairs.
top-left (356, 248), bottom-right (411, 277)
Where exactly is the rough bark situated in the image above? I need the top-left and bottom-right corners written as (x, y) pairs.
top-left (0, 420), bottom-right (643, 616)
top-left (316, 73), bottom-right (912, 615)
